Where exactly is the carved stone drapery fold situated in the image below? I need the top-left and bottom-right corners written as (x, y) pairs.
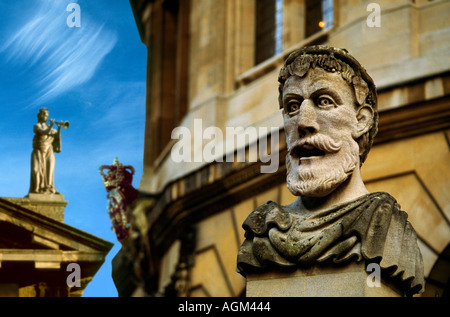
top-left (237, 192), bottom-right (424, 295)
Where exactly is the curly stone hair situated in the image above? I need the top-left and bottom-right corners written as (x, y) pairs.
top-left (278, 45), bottom-right (378, 164)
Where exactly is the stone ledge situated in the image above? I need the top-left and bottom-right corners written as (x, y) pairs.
top-left (24, 193), bottom-right (67, 202)
top-left (3, 194), bottom-right (68, 222)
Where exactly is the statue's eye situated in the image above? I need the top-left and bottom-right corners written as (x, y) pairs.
top-left (287, 102), bottom-right (300, 113)
top-left (317, 96), bottom-right (335, 109)
top-left (285, 98), bottom-right (303, 114)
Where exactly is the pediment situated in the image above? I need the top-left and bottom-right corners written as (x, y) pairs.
top-left (0, 198), bottom-right (113, 254)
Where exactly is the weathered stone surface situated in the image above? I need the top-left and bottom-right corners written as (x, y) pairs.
top-left (4, 194), bottom-right (67, 222)
top-left (246, 262), bottom-right (402, 297)
top-left (237, 193), bottom-right (424, 295)
top-left (237, 45), bottom-right (425, 296)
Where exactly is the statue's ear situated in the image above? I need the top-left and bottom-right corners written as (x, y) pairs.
top-left (353, 105), bottom-right (373, 139)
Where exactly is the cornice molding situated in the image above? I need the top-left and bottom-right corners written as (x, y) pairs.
top-left (0, 198), bottom-right (113, 253)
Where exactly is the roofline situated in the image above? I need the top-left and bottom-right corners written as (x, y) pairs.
top-left (129, 0), bottom-right (152, 46)
top-left (0, 197), bottom-right (114, 253)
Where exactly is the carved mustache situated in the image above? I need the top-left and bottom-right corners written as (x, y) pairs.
top-left (288, 134), bottom-right (342, 158)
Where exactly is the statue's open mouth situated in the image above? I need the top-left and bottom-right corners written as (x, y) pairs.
top-left (291, 145), bottom-right (325, 160)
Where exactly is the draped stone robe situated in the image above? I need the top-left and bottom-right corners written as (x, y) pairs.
top-left (29, 123), bottom-right (58, 194)
top-left (237, 192), bottom-right (424, 295)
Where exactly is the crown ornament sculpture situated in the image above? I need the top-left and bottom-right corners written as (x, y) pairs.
top-left (99, 157), bottom-right (135, 191)
top-left (99, 157), bottom-right (138, 241)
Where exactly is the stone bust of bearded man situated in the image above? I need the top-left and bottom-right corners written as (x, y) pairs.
top-left (237, 45), bottom-right (424, 296)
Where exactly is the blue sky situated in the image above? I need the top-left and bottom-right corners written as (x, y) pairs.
top-left (0, 0), bottom-right (147, 296)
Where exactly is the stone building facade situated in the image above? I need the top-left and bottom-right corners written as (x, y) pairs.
top-left (119, 0), bottom-right (450, 297)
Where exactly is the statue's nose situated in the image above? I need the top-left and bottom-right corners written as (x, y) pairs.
top-left (297, 99), bottom-right (319, 136)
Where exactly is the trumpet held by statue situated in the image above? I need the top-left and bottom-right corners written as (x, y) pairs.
top-left (50, 120), bottom-right (70, 129)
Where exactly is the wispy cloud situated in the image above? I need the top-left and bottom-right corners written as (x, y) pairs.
top-left (1, 0), bottom-right (117, 106)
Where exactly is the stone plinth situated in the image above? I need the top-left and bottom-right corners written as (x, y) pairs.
top-left (246, 261), bottom-right (402, 297)
top-left (3, 194), bottom-right (68, 222)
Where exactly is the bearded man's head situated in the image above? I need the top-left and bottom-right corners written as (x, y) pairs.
top-left (278, 46), bottom-right (378, 197)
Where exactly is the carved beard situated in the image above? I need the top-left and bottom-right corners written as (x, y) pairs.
top-left (286, 136), bottom-right (359, 197)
